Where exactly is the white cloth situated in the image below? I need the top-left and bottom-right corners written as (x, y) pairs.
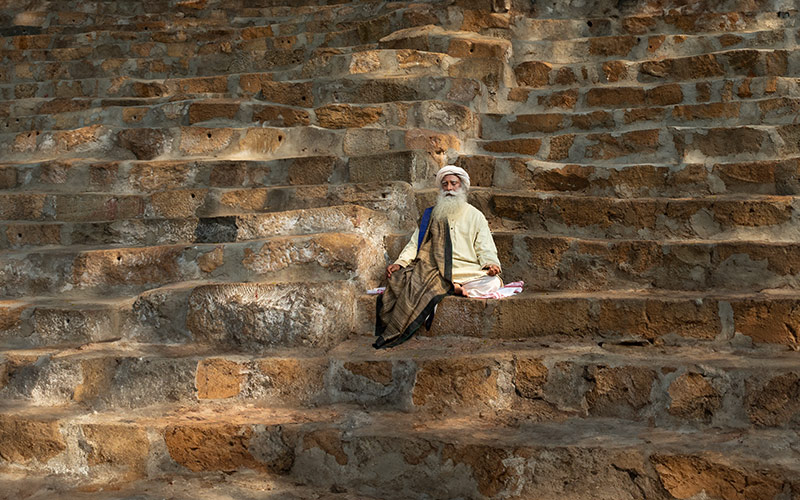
top-left (436, 165), bottom-right (470, 190)
top-left (466, 281), bottom-right (524, 299)
top-left (462, 275), bottom-right (502, 298)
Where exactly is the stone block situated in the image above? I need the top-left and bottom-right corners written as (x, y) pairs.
top-left (179, 127), bottom-right (234, 155)
top-left (238, 128), bottom-right (284, 155)
top-left (117, 128), bottom-right (171, 160)
top-left (746, 373), bottom-right (800, 427)
top-left (585, 365), bottom-right (657, 418)
top-left (186, 282), bottom-right (356, 349)
top-left (667, 372), bottom-right (721, 422)
top-left (188, 101), bottom-right (239, 124)
top-left (0, 415), bottom-right (66, 464)
top-left (253, 105), bottom-right (310, 127)
top-left (588, 35), bottom-right (637, 56)
top-left (514, 61), bottom-right (551, 87)
top-left (483, 138), bottom-right (541, 155)
top-left (412, 357), bottom-right (503, 412)
top-left (585, 129), bottom-right (660, 160)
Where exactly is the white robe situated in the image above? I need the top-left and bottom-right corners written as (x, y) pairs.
top-left (394, 204), bottom-right (501, 284)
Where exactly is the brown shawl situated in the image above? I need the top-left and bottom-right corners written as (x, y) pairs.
top-left (374, 216), bottom-right (453, 349)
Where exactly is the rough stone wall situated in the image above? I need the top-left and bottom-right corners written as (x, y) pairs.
top-left (0, 0), bottom-right (799, 498)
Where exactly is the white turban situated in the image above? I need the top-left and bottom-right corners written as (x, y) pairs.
top-left (435, 165), bottom-right (470, 190)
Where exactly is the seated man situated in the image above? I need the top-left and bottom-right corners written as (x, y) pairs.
top-left (374, 165), bottom-right (502, 349)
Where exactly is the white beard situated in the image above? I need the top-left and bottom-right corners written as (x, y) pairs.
top-left (432, 188), bottom-right (467, 220)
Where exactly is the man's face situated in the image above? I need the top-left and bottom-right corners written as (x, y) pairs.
top-left (441, 174), bottom-right (462, 196)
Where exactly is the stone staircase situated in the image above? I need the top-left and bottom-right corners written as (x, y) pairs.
top-left (1, 0), bottom-right (799, 498)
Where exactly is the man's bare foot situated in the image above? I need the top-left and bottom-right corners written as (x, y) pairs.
top-left (453, 284), bottom-right (466, 296)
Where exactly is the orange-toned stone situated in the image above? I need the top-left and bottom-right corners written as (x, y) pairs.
top-left (196, 358), bottom-right (242, 399)
top-left (188, 101), bottom-right (239, 124)
top-left (589, 36), bottom-right (637, 57)
top-left (129, 162), bottom-right (191, 191)
top-left (547, 134), bottom-right (574, 161)
top-left (586, 87), bottom-right (645, 107)
top-left (122, 107), bottom-right (147, 124)
top-left (303, 429), bottom-right (347, 465)
top-left (690, 127), bottom-right (765, 157)
top-left (668, 372), bottom-right (720, 421)
top-left (412, 357), bottom-right (500, 411)
top-left (405, 129), bottom-right (460, 154)
top-left (443, 444), bottom-right (511, 497)
top-left (673, 102), bottom-right (740, 121)
top-left (507, 88), bottom-right (530, 102)
top-left (6, 224), bottom-right (61, 246)
top-left (640, 54), bottom-right (724, 79)
top-left (483, 138), bottom-right (541, 155)
top-left (73, 246), bottom-right (184, 286)
top-left (82, 424), bottom-right (149, 480)
top-left (623, 16), bottom-right (657, 35)
top-left (585, 129), bottom-right (660, 160)
top-left (652, 455), bottom-right (783, 500)
top-left (164, 424), bottom-right (260, 472)
top-left (732, 300), bottom-right (799, 345)
top-left (343, 361), bottom-right (393, 385)
top-left (509, 114), bottom-right (564, 134)
top-left (0, 415), bottom-right (66, 464)
top-left (746, 373), bottom-right (800, 426)
top-left (176, 76), bottom-right (228, 94)
top-left (316, 104), bottom-right (383, 129)
top-left (601, 61), bottom-right (627, 82)
top-left (149, 189), bottom-right (205, 218)
top-left (198, 246), bottom-right (225, 273)
top-left (455, 155), bottom-right (494, 187)
top-left (252, 105), bottom-right (310, 127)
top-left (288, 156), bottom-right (336, 185)
top-left (645, 84), bottom-right (683, 106)
top-left (586, 365), bottom-right (657, 417)
top-left (514, 357), bottom-right (547, 399)
top-left (514, 61), bottom-right (551, 87)
top-left (256, 358), bottom-right (326, 402)
top-left (118, 128), bottom-right (171, 160)
top-left (179, 127), bottom-right (234, 155)
top-left (238, 128), bottom-right (284, 154)
top-left (571, 111), bottom-right (614, 130)
top-left (555, 67), bottom-right (577, 85)
top-left (242, 79), bottom-right (312, 107)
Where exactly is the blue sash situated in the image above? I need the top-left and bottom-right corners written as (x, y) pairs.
top-left (417, 207), bottom-right (433, 251)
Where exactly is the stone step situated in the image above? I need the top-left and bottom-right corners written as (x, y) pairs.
top-left (0, 231), bottom-right (383, 298)
top-left (480, 97), bottom-right (800, 140)
top-left (0, 122), bottom-right (466, 163)
top-left (0, 96), bottom-right (479, 137)
top-left (1, 278), bottom-right (362, 349)
top-left (359, 289), bottom-right (800, 347)
top-left (511, 28), bottom-right (797, 65)
top-left (513, 10), bottom-right (798, 40)
top-left (4, 284), bottom-right (799, 350)
top-left (2, 337), bottom-right (798, 429)
top-left (0, 181), bottom-right (418, 230)
top-left (0, 470), bottom-right (380, 500)
top-left (473, 124), bottom-right (800, 164)
top-left (501, 72), bottom-right (799, 114)
top-left (0, 1), bottom-right (428, 39)
top-left (0, 204), bottom-right (390, 249)
top-left (455, 156), bottom-right (800, 197)
top-left (482, 191), bottom-right (800, 240)
top-left (0, 401), bottom-right (797, 498)
top-left (384, 231), bottom-right (800, 292)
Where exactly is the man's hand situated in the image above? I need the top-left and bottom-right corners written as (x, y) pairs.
top-left (484, 264), bottom-right (501, 276)
top-left (386, 264), bottom-right (402, 279)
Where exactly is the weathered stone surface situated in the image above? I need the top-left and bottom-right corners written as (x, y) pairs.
top-left (668, 372), bottom-right (721, 422)
top-left (412, 357), bottom-right (503, 412)
top-left (164, 424), bottom-right (260, 472)
top-left (188, 101), bottom-right (239, 124)
top-left (316, 104), bottom-right (383, 129)
top-left (0, 415), bottom-right (65, 464)
top-left (238, 128), bottom-right (284, 154)
top-left (196, 358), bottom-right (243, 399)
top-left (585, 366), bottom-right (657, 418)
top-left (652, 455), bottom-right (784, 500)
top-left (514, 61), bottom-right (551, 87)
top-left (746, 373), bottom-right (800, 427)
top-left (81, 424), bottom-right (149, 480)
top-left (514, 357), bottom-right (547, 399)
top-left (72, 246), bottom-right (184, 287)
top-left (186, 283), bottom-right (356, 349)
top-left (179, 127), bottom-right (234, 155)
